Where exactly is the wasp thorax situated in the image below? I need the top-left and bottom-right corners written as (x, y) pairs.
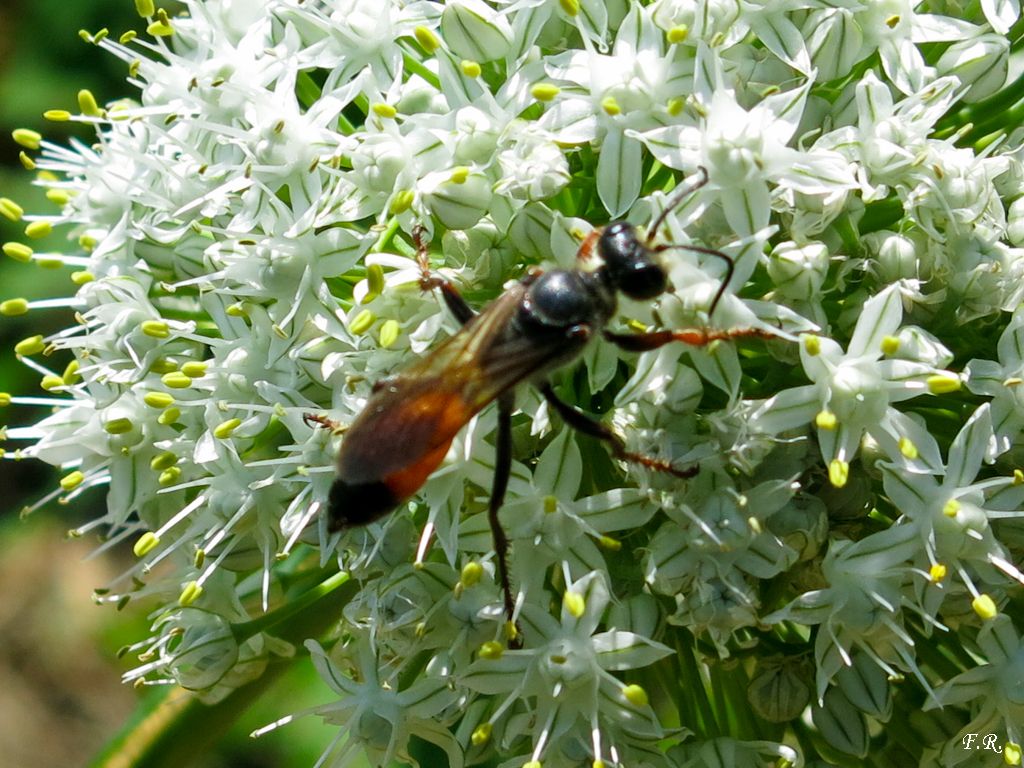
top-left (523, 270), bottom-right (597, 327)
top-left (598, 221), bottom-right (667, 300)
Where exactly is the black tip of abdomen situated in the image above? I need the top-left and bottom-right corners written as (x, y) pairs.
top-left (327, 477), bottom-right (399, 531)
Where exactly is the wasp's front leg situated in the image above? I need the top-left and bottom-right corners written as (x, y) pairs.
top-left (412, 224), bottom-right (475, 326)
top-left (303, 412), bottom-right (342, 431)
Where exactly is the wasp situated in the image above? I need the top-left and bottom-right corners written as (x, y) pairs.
top-left (308, 168), bottom-right (770, 644)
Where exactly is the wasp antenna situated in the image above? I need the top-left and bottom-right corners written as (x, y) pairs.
top-left (654, 242), bottom-right (735, 319)
top-left (647, 166), bottom-right (710, 244)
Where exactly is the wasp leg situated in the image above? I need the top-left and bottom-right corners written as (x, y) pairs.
top-left (304, 412), bottom-right (341, 431)
top-left (490, 391), bottom-right (522, 648)
top-left (539, 382), bottom-right (699, 480)
top-left (603, 327), bottom-right (777, 352)
top-left (575, 228), bottom-right (600, 263)
top-left (412, 224), bottom-right (476, 325)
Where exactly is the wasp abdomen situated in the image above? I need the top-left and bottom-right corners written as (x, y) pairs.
top-left (327, 477), bottom-right (399, 530)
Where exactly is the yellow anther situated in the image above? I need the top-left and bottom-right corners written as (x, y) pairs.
top-left (78, 89), bottom-right (102, 117)
top-left (378, 319), bottom-right (400, 348)
top-left (213, 418), bottom-right (242, 439)
top-left (389, 189), bottom-right (414, 214)
top-left (478, 641), bottom-right (504, 660)
top-left (365, 263), bottom-right (385, 302)
top-left (828, 459), bottom-right (849, 488)
top-left (71, 270), bottom-right (95, 285)
top-left (133, 532), bottom-right (160, 557)
top-left (158, 407), bottom-right (180, 426)
top-left (158, 466), bottom-right (182, 485)
top-left (0, 198), bottom-right (24, 222)
top-left (60, 471), bottom-right (85, 491)
top-left (104, 418), bottom-right (134, 435)
top-left (413, 26), bottom-right (441, 53)
top-left (180, 361), bottom-right (207, 378)
top-left (44, 110), bottom-right (72, 122)
top-left (667, 25), bottom-right (689, 44)
top-left (150, 452), bottom-right (177, 471)
top-left (460, 60), bottom-right (482, 78)
top-left (622, 684), bottom-right (649, 707)
top-left (12, 129), bottom-right (42, 150)
top-left (460, 561), bottom-right (483, 587)
top-left (531, 83), bottom-right (560, 102)
top-left (601, 96), bottom-right (621, 116)
top-left (144, 392), bottom-right (174, 408)
top-left (178, 581), bottom-right (203, 606)
top-left (25, 221), bottom-right (53, 239)
top-left (927, 374), bottom-right (961, 394)
top-left (471, 723), bottom-right (492, 746)
top-left (161, 371), bottom-right (192, 389)
top-left (141, 320), bottom-right (169, 338)
top-left (972, 593), bottom-right (998, 619)
top-left (815, 410), bottom-right (837, 430)
top-left (15, 335), bottom-right (45, 356)
top-left (563, 590), bottom-right (585, 618)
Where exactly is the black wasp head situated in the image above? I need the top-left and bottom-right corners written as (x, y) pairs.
top-left (598, 221), bottom-right (668, 300)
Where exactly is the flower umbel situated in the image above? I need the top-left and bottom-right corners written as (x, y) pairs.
top-left (7, 0), bottom-right (1024, 766)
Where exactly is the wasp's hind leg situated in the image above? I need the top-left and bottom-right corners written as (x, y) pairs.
top-left (539, 383), bottom-right (699, 480)
top-left (490, 392), bottom-right (523, 648)
top-left (412, 224), bottom-right (475, 326)
top-left (603, 326), bottom-right (778, 352)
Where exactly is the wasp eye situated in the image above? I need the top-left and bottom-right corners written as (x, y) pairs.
top-left (617, 262), bottom-right (667, 300)
top-left (598, 223), bottom-right (667, 300)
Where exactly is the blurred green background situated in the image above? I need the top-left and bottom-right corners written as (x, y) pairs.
top-left (0, 3), bottom-right (339, 766)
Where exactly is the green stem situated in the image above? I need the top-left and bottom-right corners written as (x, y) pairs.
top-left (372, 216), bottom-right (403, 255)
top-left (232, 568), bottom-right (351, 640)
top-left (935, 70), bottom-right (1024, 142)
top-left (401, 45), bottom-right (442, 89)
top-left (673, 631), bottom-right (719, 737)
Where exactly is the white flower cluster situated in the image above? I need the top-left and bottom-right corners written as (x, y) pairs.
top-left (6, 0), bottom-right (1024, 765)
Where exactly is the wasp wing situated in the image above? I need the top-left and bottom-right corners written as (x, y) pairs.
top-left (337, 282), bottom-right (585, 486)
